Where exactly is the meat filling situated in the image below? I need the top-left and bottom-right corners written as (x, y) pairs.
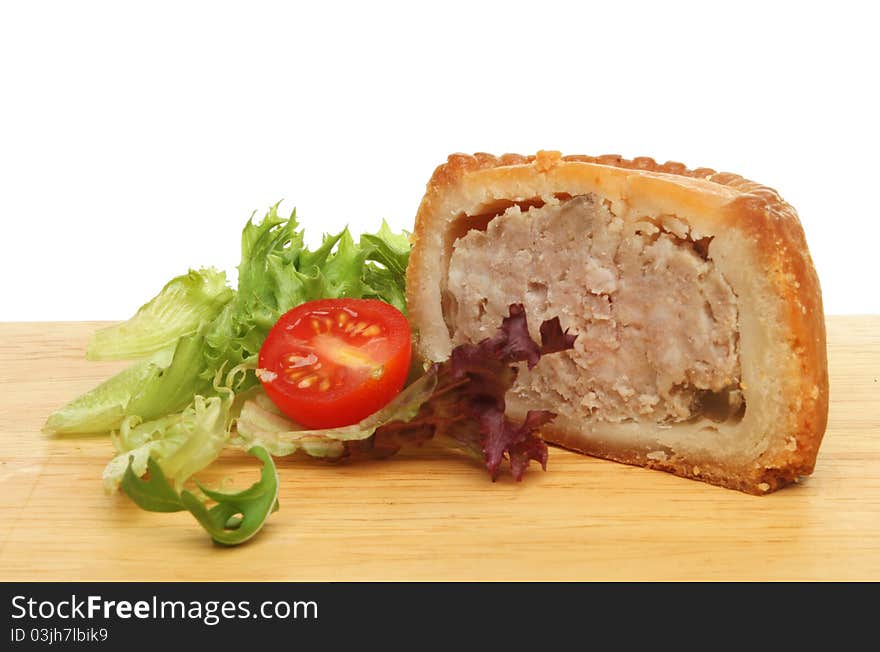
top-left (445, 194), bottom-right (743, 425)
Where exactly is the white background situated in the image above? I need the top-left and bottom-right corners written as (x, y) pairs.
top-left (1, 1), bottom-right (877, 320)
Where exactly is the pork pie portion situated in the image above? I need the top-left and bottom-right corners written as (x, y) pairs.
top-left (406, 151), bottom-right (828, 494)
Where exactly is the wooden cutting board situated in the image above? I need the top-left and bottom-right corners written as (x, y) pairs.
top-left (0, 317), bottom-right (877, 581)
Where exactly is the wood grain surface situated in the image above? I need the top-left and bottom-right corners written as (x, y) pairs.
top-left (0, 317), bottom-right (877, 581)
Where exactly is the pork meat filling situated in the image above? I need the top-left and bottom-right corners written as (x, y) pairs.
top-left (445, 194), bottom-right (742, 425)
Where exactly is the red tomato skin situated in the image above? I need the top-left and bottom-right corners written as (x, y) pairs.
top-left (257, 299), bottom-right (412, 429)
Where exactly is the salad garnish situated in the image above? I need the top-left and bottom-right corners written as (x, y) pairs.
top-left (45, 204), bottom-right (575, 544)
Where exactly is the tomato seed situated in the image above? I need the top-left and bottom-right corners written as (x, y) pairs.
top-left (286, 353), bottom-right (318, 368)
top-left (361, 324), bottom-right (381, 337)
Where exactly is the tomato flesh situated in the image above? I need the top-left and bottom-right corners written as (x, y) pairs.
top-left (257, 298), bottom-right (412, 428)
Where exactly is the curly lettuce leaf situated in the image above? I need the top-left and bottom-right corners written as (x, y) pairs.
top-left (45, 329), bottom-right (211, 436)
top-left (121, 446), bottom-right (279, 546)
top-left (124, 329), bottom-right (215, 422)
top-left (360, 220), bottom-right (411, 280)
top-left (120, 455), bottom-right (186, 513)
top-left (43, 349), bottom-right (172, 435)
top-left (87, 268), bottom-right (234, 361)
top-left (359, 221), bottom-right (410, 315)
top-left (103, 391), bottom-right (233, 492)
top-left (181, 446), bottom-right (280, 546)
top-left (233, 370), bottom-right (437, 458)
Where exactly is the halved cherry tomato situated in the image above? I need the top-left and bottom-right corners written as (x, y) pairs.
top-left (257, 298), bottom-right (412, 429)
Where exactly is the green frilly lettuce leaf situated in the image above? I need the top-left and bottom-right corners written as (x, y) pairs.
top-left (42, 350), bottom-right (171, 435)
top-left (44, 329), bottom-right (212, 435)
top-left (121, 446), bottom-right (279, 546)
top-left (181, 446), bottom-right (280, 546)
top-left (103, 391), bottom-right (233, 493)
top-left (233, 370), bottom-right (438, 458)
top-left (87, 268), bottom-right (234, 361)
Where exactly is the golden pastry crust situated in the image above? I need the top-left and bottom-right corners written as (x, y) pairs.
top-left (407, 150), bottom-right (828, 494)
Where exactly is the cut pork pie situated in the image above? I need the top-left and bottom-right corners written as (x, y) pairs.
top-left (406, 150), bottom-right (828, 494)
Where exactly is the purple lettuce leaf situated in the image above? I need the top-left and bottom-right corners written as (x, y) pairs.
top-left (352, 303), bottom-right (576, 481)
